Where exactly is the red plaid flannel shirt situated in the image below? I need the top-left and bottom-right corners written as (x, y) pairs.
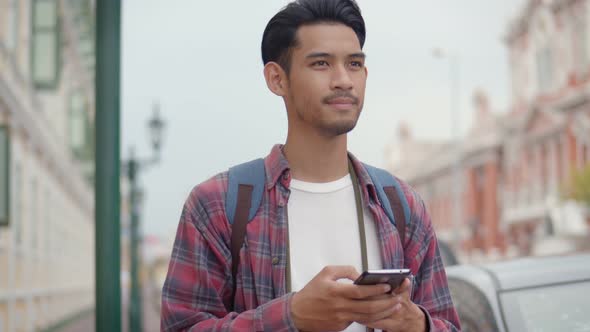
top-left (161, 145), bottom-right (460, 331)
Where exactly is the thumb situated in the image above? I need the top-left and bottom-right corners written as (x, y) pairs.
top-left (394, 278), bottom-right (412, 295)
top-left (320, 265), bottom-right (361, 281)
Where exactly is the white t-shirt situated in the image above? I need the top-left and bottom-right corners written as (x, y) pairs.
top-left (288, 174), bottom-right (383, 332)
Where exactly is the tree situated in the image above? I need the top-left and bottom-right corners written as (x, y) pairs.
top-left (565, 164), bottom-right (590, 207)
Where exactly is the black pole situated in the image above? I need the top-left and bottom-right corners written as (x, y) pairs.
top-left (95, 1), bottom-right (122, 331)
top-left (128, 151), bottom-right (143, 332)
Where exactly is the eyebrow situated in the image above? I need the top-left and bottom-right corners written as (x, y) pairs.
top-left (305, 52), bottom-right (366, 59)
top-left (349, 52), bottom-right (366, 59)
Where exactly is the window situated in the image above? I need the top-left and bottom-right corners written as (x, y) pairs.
top-left (572, 8), bottom-right (589, 73)
top-left (31, 0), bottom-right (60, 89)
top-left (69, 92), bottom-right (88, 158)
top-left (31, 178), bottom-right (38, 250)
top-left (0, 126), bottom-right (9, 226)
top-left (475, 167), bottom-right (485, 191)
top-left (5, 0), bottom-right (19, 52)
top-left (45, 188), bottom-right (51, 252)
top-left (448, 278), bottom-right (499, 332)
top-left (577, 140), bottom-right (588, 169)
top-left (536, 46), bottom-right (553, 92)
top-left (13, 163), bottom-right (22, 244)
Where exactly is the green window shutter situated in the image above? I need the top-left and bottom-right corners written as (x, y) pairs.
top-left (31, 0), bottom-right (61, 89)
top-left (5, 0), bottom-right (20, 52)
top-left (31, 178), bottom-right (38, 249)
top-left (69, 91), bottom-right (87, 158)
top-left (45, 188), bottom-right (49, 251)
top-left (13, 164), bottom-right (22, 244)
top-left (0, 126), bottom-right (9, 227)
top-left (82, 113), bottom-right (95, 183)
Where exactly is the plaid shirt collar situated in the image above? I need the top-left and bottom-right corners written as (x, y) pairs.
top-left (263, 144), bottom-right (380, 205)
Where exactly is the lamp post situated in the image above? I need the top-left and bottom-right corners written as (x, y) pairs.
top-left (95, 1), bottom-right (121, 330)
top-left (123, 102), bottom-right (165, 332)
top-left (433, 48), bottom-right (463, 250)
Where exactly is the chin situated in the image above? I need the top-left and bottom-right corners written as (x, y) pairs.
top-left (320, 119), bottom-right (358, 136)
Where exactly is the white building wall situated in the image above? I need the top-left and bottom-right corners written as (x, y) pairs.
top-left (0, 0), bottom-right (95, 330)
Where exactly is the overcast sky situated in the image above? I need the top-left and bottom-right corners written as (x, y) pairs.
top-left (121, 0), bottom-right (526, 238)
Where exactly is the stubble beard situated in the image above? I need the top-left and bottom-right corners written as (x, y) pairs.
top-left (293, 105), bottom-right (362, 138)
top-left (289, 89), bottom-right (363, 138)
top-left (318, 115), bottom-right (359, 137)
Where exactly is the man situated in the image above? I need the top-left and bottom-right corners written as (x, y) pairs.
top-left (161, 0), bottom-right (461, 331)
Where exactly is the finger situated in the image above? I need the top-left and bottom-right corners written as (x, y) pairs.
top-left (336, 283), bottom-right (392, 300)
top-left (353, 302), bottom-right (401, 325)
top-left (393, 278), bottom-right (411, 295)
top-left (320, 265), bottom-right (361, 281)
top-left (364, 303), bottom-right (404, 330)
top-left (346, 295), bottom-right (399, 315)
top-left (365, 294), bottom-right (391, 301)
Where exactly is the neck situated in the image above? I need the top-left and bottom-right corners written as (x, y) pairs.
top-left (283, 128), bottom-right (349, 183)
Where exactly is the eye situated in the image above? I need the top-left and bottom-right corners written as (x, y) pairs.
top-left (312, 60), bottom-right (329, 67)
top-left (350, 61), bottom-right (364, 69)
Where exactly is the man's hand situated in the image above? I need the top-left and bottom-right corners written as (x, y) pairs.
top-left (290, 266), bottom-right (399, 332)
top-left (364, 278), bottom-right (427, 332)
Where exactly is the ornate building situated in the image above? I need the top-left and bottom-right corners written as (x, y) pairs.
top-left (386, 0), bottom-right (590, 261)
top-left (0, 0), bottom-right (95, 330)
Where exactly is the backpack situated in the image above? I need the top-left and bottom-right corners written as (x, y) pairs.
top-left (225, 158), bottom-right (410, 307)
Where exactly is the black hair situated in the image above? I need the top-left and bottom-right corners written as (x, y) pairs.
top-left (261, 0), bottom-right (366, 74)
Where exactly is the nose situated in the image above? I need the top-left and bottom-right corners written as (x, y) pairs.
top-left (330, 64), bottom-right (353, 91)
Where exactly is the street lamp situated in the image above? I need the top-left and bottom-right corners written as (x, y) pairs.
top-left (433, 48), bottom-right (464, 253)
top-left (123, 102), bottom-right (166, 332)
top-left (148, 102), bottom-right (165, 157)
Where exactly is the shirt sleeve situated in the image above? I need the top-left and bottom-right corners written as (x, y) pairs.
top-left (404, 188), bottom-right (462, 332)
top-left (160, 186), bottom-right (298, 332)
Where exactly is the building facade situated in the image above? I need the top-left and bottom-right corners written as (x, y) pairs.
top-left (386, 0), bottom-right (590, 261)
top-left (0, 0), bottom-right (95, 331)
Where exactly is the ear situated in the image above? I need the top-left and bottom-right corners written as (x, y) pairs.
top-left (263, 62), bottom-right (288, 97)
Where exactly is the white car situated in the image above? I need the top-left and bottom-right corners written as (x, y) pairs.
top-left (445, 253), bottom-right (590, 332)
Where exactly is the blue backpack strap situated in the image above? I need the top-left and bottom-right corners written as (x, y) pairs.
top-left (362, 163), bottom-right (411, 233)
top-left (226, 158), bottom-right (265, 311)
top-left (225, 158), bottom-right (266, 224)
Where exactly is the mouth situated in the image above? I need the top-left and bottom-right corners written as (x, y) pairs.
top-left (325, 97), bottom-right (357, 110)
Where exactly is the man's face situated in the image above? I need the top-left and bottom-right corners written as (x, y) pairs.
top-left (284, 23), bottom-right (367, 137)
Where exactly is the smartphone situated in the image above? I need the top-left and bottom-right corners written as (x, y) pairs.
top-left (354, 269), bottom-right (411, 290)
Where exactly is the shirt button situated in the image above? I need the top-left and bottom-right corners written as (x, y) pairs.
top-left (272, 257), bottom-right (280, 265)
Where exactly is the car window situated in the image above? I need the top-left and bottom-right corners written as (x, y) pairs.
top-left (448, 278), bottom-right (499, 332)
top-left (500, 280), bottom-right (590, 332)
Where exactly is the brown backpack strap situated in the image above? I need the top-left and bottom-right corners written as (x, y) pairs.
top-left (230, 184), bottom-right (253, 311)
top-left (384, 186), bottom-right (406, 246)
